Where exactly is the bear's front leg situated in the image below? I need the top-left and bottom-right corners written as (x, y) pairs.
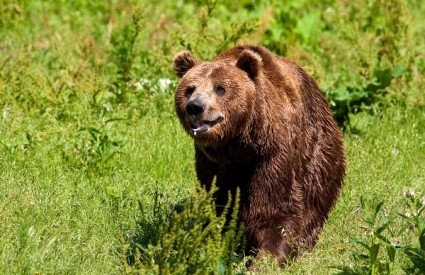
top-left (194, 145), bottom-right (218, 191)
top-left (245, 215), bottom-right (304, 266)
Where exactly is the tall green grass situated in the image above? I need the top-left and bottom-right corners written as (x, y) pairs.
top-left (1, 0), bottom-right (424, 274)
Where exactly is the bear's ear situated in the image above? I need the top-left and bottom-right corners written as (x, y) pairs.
top-left (173, 51), bottom-right (199, 78)
top-left (236, 49), bottom-right (262, 79)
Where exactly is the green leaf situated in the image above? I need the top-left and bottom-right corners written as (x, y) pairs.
top-left (105, 117), bottom-right (126, 124)
top-left (369, 243), bottom-right (380, 263)
top-left (419, 228), bottom-right (425, 251)
top-left (295, 10), bottom-right (323, 42)
top-left (377, 234), bottom-right (391, 245)
top-left (391, 64), bottom-right (406, 78)
top-left (386, 245), bottom-right (396, 263)
top-left (79, 127), bottom-right (101, 134)
top-left (417, 205), bottom-right (425, 216)
top-left (359, 196), bottom-right (365, 209)
top-left (375, 222), bottom-right (390, 236)
top-left (372, 201), bottom-right (384, 224)
top-left (334, 86), bottom-right (351, 101)
top-left (349, 237), bottom-right (370, 251)
top-left (405, 248), bottom-right (425, 271)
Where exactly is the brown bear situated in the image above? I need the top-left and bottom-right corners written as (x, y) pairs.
top-left (173, 45), bottom-right (346, 265)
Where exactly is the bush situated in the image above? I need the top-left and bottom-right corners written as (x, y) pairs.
top-left (123, 187), bottom-right (247, 274)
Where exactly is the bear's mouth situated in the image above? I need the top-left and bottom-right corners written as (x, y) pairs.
top-left (190, 116), bottom-right (223, 136)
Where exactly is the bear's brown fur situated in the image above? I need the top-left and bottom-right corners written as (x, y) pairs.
top-left (173, 45), bottom-right (346, 265)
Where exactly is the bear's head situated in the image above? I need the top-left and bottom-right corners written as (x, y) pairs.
top-left (173, 49), bottom-right (262, 146)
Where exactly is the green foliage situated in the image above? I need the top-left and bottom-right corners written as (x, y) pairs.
top-left (63, 117), bottom-right (127, 172)
top-left (262, 0), bottom-right (415, 127)
top-left (262, 0), bottom-right (324, 54)
top-left (399, 191), bottom-right (425, 273)
top-left (335, 192), bottom-right (425, 274)
top-left (124, 187), bottom-right (246, 274)
top-left (108, 8), bottom-right (147, 101)
top-left (164, 0), bottom-right (258, 60)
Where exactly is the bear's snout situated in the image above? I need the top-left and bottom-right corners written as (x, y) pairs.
top-left (186, 99), bottom-right (205, 117)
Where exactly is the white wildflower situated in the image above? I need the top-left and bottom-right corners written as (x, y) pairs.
top-left (2, 106), bottom-right (10, 120)
top-left (384, 209), bottom-right (390, 218)
top-left (403, 189), bottom-right (415, 198)
top-left (325, 7), bottom-right (334, 14)
top-left (103, 103), bottom-right (112, 112)
top-left (134, 78), bottom-right (150, 91)
top-left (158, 78), bottom-right (173, 92)
top-left (134, 78), bottom-right (173, 92)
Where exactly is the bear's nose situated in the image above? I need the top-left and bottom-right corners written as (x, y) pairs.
top-left (186, 100), bottom-right (205, 116)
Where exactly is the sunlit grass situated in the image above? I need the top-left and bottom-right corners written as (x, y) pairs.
top-left (0, 0), bottom-right (424, 274)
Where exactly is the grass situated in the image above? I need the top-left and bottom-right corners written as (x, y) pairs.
top-left (1, 0), bottom-right (424, 274)
top-left (0, 108), bottom-right (193, 274)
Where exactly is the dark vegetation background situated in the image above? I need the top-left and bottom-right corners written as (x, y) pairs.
top-left (1, 0), bottom-right (424, 274)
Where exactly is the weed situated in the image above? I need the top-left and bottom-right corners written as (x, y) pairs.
top-left (62, 115), bottom-right (126, 173)
top-left (335, 192), bottom-right (425, 274)
top-left (108, 7), bottom-right (147, 102)
top-left (399, 190), bottom-right (425, 273)
top-left (124, 186), bottom-right (246, 274)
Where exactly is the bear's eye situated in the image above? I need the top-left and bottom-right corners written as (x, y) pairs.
top-left (185, 85), bottom-right (195, 96)
top-left (214, 84), bottom-right (226, 96)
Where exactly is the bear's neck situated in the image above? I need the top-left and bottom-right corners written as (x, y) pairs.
top-left (198, 137), bottom-right (260, 165)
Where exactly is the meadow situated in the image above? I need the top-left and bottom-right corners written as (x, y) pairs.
top-left (1, 0), bottom-right (424, 274)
